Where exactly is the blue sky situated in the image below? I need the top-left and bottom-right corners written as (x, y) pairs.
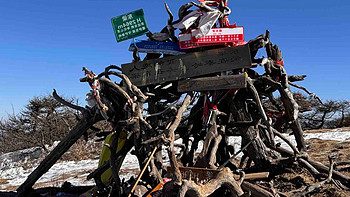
top-left (0, 0), bottom-right (349, 119)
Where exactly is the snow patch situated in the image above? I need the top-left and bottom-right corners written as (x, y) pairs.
top-left (274, 131), bottom-right (350, 151)
top-left (0, 159), bottom-right (99, 190)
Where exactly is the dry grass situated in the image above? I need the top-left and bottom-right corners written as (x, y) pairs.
top-left (0, 179), bottom-right (9, 185)
top-left (59, 138), bottom-right (103, 162)
top-left (273, 167), bottom-right (314, 192)
top-left (301, 138), bottom-right (350, 196)
top-left (272, 163), bottom-right (350, 196)
top-left (307, 139), bottom-right (350, 163)
top-left (307, 138), bottom-right (350, 177)
top-left (239, 132), bottom-right (350, 196)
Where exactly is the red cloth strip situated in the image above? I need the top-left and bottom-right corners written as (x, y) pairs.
top-left (275, 60), bottom-right (284, 66)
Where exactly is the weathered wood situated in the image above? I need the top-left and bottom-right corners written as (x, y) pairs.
top-left (261, 76), bottom-right (306, 151)
top-left (247, 77), bottom-right (275, 147)
top-left (14, 30), bottom-right (334, 197)
top-left (307, 159), bottom-right (350, 188)
top-left (122, 44), bottom-right (252, 86)
top-left (195, 110), bottom-right (222, 169)
top-left (241, 181), bottom-right (274, 197)
top-left (295, 155), bottom-right (336, 197)
top-left (167, 93), bottom-right (193, 185)
top-left (242, 172), bottom-right (270, 180)
top-left (167, 166), bottom-right (269, 183)
top-left (298, 158), bottom-right (321, 178)
top-left (178, 73), bottom-right (247, 92)
top-left (128, 146), bottom-right (158, 197)
top-left (259, 124), bottom-right (300, 155)
top-left (17, 112), bottom-right (102, 196)
top-left (178, 168), bottom-right (244, 197)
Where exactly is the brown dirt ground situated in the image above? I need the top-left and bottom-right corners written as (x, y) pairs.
top-left (304, 127), bottom-right (350, 133)
top-left (268, 137), bottom-right (350, 197)
top-left (307, 138), bottom-right (350, 196)
top-left (0, 179), bottom-right (9, 185)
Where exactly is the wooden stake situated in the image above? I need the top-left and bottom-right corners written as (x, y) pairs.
top-left (128, 146), bottom-right (158, 197)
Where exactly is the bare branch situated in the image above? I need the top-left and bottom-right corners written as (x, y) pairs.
top-left (53, 89), bottom-right (86, 114)
top-left (289, 82), bottom-right (323, 104)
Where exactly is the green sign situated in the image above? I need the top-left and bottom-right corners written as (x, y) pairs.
top-left (111, 9), bottom-right (149, 43)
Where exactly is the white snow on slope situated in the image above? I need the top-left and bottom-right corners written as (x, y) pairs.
top-left (224, 130), bottom-right (350, 156)
top-left (0, 153), bottom-right (140, 191)
top-left (0, 160), bottom-right (99, 190)
top-left (276, 130), bottom-right (350, 151)
top-left (1, 130), bottom-right (350, 191)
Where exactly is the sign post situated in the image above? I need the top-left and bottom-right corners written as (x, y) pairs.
top-left (111, 9), bottom-right (149, 43)
top-left (122, 44), bottom-right (252, 87)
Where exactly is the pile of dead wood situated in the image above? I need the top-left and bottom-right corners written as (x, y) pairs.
top-left (10, 29), bottom-right (350, 197)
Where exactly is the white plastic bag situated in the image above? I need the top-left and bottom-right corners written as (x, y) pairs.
top-left (173, 9), bottom-right (202, 31)
top-left (193, 9), bottom-right (222, 39)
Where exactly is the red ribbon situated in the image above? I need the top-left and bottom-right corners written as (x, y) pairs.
top-left (275, 61), bottom-right (284, 66)
top-left (208, 100), bottom-right (217, 110)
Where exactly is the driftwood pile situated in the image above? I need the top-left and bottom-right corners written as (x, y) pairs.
top-left (11, 1), bottom-right (350, 196)
top-left (12, 31), bottom-right (350, 197)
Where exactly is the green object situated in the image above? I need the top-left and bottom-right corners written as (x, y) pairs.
top-left (111, 9), bottom-right (149, 43)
